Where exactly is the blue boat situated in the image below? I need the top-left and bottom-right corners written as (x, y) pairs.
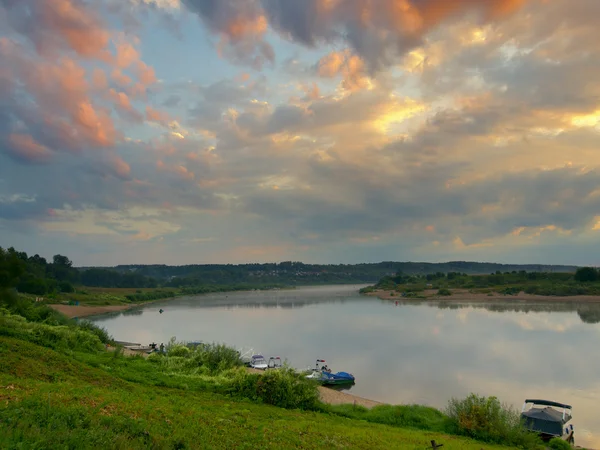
top-left (305, 359), bottom-right (355, 386)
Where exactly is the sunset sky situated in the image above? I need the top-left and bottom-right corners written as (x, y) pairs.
top-left (1, 0), bottom-right (599, 266)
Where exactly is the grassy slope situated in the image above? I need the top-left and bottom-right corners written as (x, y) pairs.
top-left (0, 337), bottom-right (511, 450)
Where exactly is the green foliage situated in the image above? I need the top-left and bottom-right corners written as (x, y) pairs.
top-left (168, 345), bottom-right (191, 357)
top-left (445, 394), bottom-right (542, 448)
top-left (229, 368), bottom-right (320, 410)
top-left (0, 247), bottom-right (26, 289)
top-left (547, 438), bottom-right (572, 450)
top-left (192, 343), bottom-right (243, 374)
top-left (0, 337), bottom-right (513, 450)
top-left (77, 320), bottom-right (113, 345)
top-left (365, 266), bottom-right (600, 298)
top-left (0, 310), bottom-right (105, 353)
top-left (574, 266), bottom-right (598, 282)
top-left (324, 404), bottom-right (449, 432)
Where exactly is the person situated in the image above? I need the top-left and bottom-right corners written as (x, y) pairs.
top-left (159, 343), bottom-right (164, 353)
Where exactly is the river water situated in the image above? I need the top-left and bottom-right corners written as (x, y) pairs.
top-left (90, 285), bottom-right (600, 447)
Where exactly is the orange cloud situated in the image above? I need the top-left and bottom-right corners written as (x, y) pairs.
top-left (115, 41), bottom-right (141, 68)
top-left (28, 0), bottom-right (110, 58)
top-left (135, 61), bottom-right (157, 86)
top-left (318, 50), bottom-right (371, 91)
top-left (146, 106), bottom-right (171, 126)
top-left (156, 161), bottom-right (195, 181)
top-left (108, 154), bottom-right (131, 179)
top-left (5, 134), bottom-right (53, 164)
top-left (74, 102), bottom-right (117, 147)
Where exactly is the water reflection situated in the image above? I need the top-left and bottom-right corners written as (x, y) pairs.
top-left (91, 286), bottom-right (600, 448)
top-left (389, 299), bottom-right (600, 325)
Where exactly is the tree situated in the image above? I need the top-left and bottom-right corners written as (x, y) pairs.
top-left (574, 267), bottom-right (598, 283)
top-left (0, 247), bottom-right (26, 289)
top-left (53, 254), bottom-right (72, 268)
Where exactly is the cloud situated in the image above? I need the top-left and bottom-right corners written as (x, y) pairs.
top-left (1, 0), bottom-right (111, 59)
top-left (182, 0), bottom-right (530, 71)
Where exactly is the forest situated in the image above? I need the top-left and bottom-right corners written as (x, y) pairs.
top-left (0, 245), bottom-right (581, 297)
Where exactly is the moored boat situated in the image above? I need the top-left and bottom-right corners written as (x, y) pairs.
top-left (305, 359), bottom-right (355, 386)
top-left (249, 354), bottom-right (268, 370)
top-left (267, 356), bottom-right (282, 369)
top-left (521, 399), bottom-right (574, 445)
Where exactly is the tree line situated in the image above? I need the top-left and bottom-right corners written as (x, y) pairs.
top-left (0, 247), bottom-right (157, 296)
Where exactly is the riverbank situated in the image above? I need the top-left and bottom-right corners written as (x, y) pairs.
top-left (48, 303), bottom-right (135, 318)
top-left (0, 335), bottom-right (516, 450)
top-left (367, 289), bottom-right (600, 302)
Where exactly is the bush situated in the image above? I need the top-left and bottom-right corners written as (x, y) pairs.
top-left (77, 320), bottom-right (113, 344)
top-left (0, 310), bottom-right (104, 353)
top-left (193, 343), bottom-right (243, 374)
top-left (547, 438), bottom-right (572, 450)
top-left (229, 368), bottom-right (319, 410)
top-left (445, 394), bottom-right (542, 448)
top-left (437, 289), bottom-right (452, 296)
top-left (168, 345), bottom-right (191, 358)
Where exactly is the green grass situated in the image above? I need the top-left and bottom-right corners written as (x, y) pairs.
top-left (0, 337), bottom-right (515, 450)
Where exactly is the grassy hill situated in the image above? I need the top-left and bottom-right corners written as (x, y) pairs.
top-left (0, 336), bottom-right (515, 450)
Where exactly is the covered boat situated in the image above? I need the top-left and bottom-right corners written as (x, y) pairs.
top-left (521, 399), bottom-right (574, 444)
top-left (249, 354), bottom-right (268, 370)
top-left (305, 359), bottom-right (355, 386)
top-left (267, 356), bottom-right (282, 369)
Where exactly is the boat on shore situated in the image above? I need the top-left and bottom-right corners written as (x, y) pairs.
top-left (305, 359), bottom-right (355, 386)
top-left (267, 356), bottom-right (282, 369)
top-left (249, 354), bottom-right (268, 370)
top-left (521, 399), bottom-right (574, 445)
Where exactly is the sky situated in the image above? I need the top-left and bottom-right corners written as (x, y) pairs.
top-left (1, 0), bottom-right (600, 267)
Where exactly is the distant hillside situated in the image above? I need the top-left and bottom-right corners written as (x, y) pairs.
top-left (77, 261), bottom-right (579, 286)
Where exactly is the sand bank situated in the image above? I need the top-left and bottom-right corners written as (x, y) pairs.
top-left (368, 289), bottom-right (600, 303)
top-left (48, 304), bottom-right (134, 319)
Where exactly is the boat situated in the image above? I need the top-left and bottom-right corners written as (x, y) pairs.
top-left (305, 359), bottom-right (355, 386)
top-left (249, 354), bottom-right (268, 370)
top-left (267, 356), bottom-right (282, 369)
top-left (521, 399), bottom-right (574, 444)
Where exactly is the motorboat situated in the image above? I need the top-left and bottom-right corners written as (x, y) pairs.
top-left (305, 359), bottom-right (355, 386)
top-left (521, 399), bottom-right (574, 444)
top-left (267, 356), bottom-right (282, 369)
top-left (249, 354), bottom-right (268, 370)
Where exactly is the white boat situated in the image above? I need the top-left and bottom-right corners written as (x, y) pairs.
top-left (267, 356), bottom-right (282, 369)
top-left (249, 354), bottom-right (268, 370)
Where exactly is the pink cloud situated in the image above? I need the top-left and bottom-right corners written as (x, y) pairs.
top-left (135, 61), bottom-right (157, 86)
top-left (5, 134), bottom-right (53, 164)
top-left (4, 0), bottom-right (110, 59)
top-left (115, 41), bottom-right (140, 68)
top-left (146, 106), bottom-right (171, 126)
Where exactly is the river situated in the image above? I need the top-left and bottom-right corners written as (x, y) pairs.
top-left (90, 285), bottom-right (600, 448)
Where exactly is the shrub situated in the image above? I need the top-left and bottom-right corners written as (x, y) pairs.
top-left (437, 288), bottom-right (452, 296)
top-left (168, 345), bottom-right (191, 358)
top-left (445, 394), bottom-right (542, 448)
top-left (547, 438), bottom-right (572, 450)
top-left (77, 320), bottom-right (113, 344)
top-left (0, 311), bottom-right (104, 353)
top-left (229, 368), bottom-right (319, 410)
top-left (192, 343), bottom-right (242, 374)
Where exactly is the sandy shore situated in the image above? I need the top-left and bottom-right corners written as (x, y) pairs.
top-left (317, 386), bottom-right (382, 408)
top-left (48, 304), bottom-right (135, 318)
top-left (368, 289), bottom-right (600, 302)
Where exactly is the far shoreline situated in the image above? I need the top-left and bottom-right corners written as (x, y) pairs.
top-left (366, 288), bottom-right (600, 303)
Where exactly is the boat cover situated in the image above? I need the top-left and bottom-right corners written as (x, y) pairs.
top-left (521, 407), bottom-right (570, 436)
